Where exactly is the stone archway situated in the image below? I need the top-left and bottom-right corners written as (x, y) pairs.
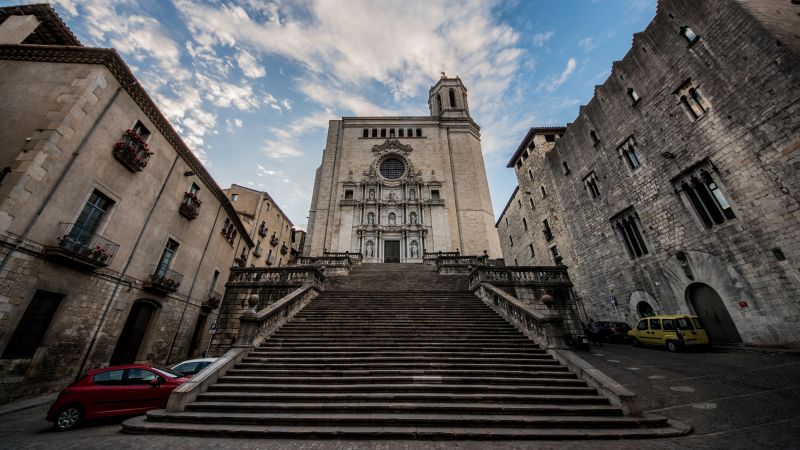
top-left (627, 291), bottom-right (662, 321)
top-left (686, 282), bottom-right (742, 343)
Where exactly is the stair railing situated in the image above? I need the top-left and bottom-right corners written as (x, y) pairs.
top-left (165, 283), bottom-right (321, 412)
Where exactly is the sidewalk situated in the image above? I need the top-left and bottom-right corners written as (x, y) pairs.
top-left (0, 392), bottom-right (57, 417)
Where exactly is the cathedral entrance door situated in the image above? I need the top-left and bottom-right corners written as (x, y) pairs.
top-left (686, 283), bottom-right (742, 343)
top-left (384, 240), bottom-right (400, 263)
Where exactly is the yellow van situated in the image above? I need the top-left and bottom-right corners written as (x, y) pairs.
top-left (628, 315), bottom-right (709, 352)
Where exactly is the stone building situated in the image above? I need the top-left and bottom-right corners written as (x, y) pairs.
top-left (0, 4), bottom-right (253, 403)
top-left (497, 0), bottom-right (800, 346)
top-left (223, 184), bottom-right (297, 267)
top-left (305, 75), bottom-right (502, 262)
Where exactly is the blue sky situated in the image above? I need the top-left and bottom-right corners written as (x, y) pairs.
top-left (10, 0), bottom-right (656, 229)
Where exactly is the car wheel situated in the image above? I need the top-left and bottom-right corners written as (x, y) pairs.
top-left (55, 405), bottom-right (82, 431)
top-left (632, 339), bottom-right (641, 347)
top-left (666, 341), bottom-right (679, 353)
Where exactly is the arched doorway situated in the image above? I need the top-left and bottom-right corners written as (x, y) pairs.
top-left (637, 301), bottom-right (656, 318)
top-left (686, 283), bottom-right (741, 343)
top-left (110, 300), bottom-right (159, 365)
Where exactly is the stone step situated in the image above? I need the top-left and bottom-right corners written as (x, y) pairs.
top-left (263, 337), bottom-right (535, 344)
top-left (234, 362), bottom-right (564, 371)
top-left (217, 375), bottom-right (586, 387)
top-left (140, 410), bottom-right (671, 429)
top-left (240, 356), bottom-right (556, 364)
top-left (194, 391), bottom-right (609, 404)
top-left (248, 350), bottom-right (548, 358)
top-left (185, 401), bottom-right (621, 416)
top-left (225, 368), bottom-right (573, 377)
top-left (207, 383), bottom-right (596, 395)
top-left (256, 343), bottom-right (543, 350)
top-left (123, 415), bottom-right (690, 440)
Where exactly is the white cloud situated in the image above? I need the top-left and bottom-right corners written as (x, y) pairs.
top-left (264, 94), bottom-right (283, 113)
top-left (261, 140), bottom-right (304, 159)
top-left (578, 37), bottom-right (597, 51)
top-left (197, 74), bottom-right (260, 111)
top-left (281, 99), bottom-right (292, 110)
top-left (532, 31), bottom-right (554, 47)
top-left (236, 49), bottom-right (266, 78)
top-left (542, 58), bottom-right (577, 92)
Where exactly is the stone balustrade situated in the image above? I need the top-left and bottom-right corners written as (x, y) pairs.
top-left (468, 266), bottom-right (571, 290)
top-left (435, 254), bottom-right (488, 274)
top-left (296, 256), bottom-right (353, 276)
top-left (473, 282), bottom-right (566, 349)
top-left (227, 266), bottom-right (325, 285)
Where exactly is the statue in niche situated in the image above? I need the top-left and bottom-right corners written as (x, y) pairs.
top-left (347, 169), bottom-right (353, 181)
top-left (388, 191), bottom-right (396, 202)
top-left (410, 212), bottom-right (418, 224)
top-left (409, 189), bottom-right (416, 200)
top-left (365, 240), bottom-right (374, 257)
top-left (367, 212), bottom-right (375, 225)
top-left (431, 169), bottom-right (436, 180)
top-left (368, 189), bottom-right (375, 200)
top-left (410, 241), bottom-right (419, 258)
top-left (388, 212), bottom-right (396, 225)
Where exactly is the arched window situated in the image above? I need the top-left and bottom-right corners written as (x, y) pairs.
top-left (590, 130), bottom-right (600, 146)
top-left (689, 88), bottom-right (706, 113)
top-left (680, 95), bottom-right (699, 119)
top-left (680, 26), bottom-right (698, 44)
top-left (448, 88), bottom-right (456, 107)
top-left (637, 301), bottom-right (656, 318)
top-left (222, 218), bottom-right (229, 234)
top-left (436, 94), bottom-right (442, 113)
top-left (398, 129), bottom-right (404, 137)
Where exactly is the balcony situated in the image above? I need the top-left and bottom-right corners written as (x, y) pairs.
top-left (143, 264), bottom-right (183, 295)
top-left (179, 192), bottom-right (201, 220)
top-left (270, 235), bottom-right (279, 246)
top-left (203, 291), bottom-right (222, 310)
top-left (258, 225), bottom-right (268, 237)
top-left (112, 130), bottom-right (153, 172)
top-left (45, 222), bottom-right (120, 270)
top-left (428, 198), bottom-right (445, 206)
top-left (280, 243), bottom-right (288, 255)
top-left (253, 246), bottom-right (263, 257)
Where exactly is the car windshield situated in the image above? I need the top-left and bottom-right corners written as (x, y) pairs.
top-left (153, 367), bottom-right (183, 378)
top-left (691, 317), bottom-right (704, 329)
top-left (676, 317), bottom-right (695, 330)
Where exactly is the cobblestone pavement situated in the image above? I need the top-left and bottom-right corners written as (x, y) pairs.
top-left (1, 344), bottom-right (799, 450)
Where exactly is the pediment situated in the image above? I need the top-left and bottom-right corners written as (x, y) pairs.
top-left (372, 139), bottom-right (413, 154)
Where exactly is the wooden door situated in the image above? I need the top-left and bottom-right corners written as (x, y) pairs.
top-left (687, 283), bottom-right (741, 343)
top-left (110, 301), bottom-right (156, 365)
top-left (384, 240), bottom-right (400, 263)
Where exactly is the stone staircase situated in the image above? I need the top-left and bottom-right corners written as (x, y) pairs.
top-left (124, 263), bottom-right (688, 439)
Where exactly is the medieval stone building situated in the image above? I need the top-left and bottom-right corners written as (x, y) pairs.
top-left (0, 5), bottom-right (253, 403)
top-left (305, 76), bottom-right (502, 262)
top-left (497, 0), bottom-right (800, 347)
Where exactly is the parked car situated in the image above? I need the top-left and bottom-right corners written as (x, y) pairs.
top-left (171, 357), bottom-right (217, 376)
top-left (47, 364), bottom-right (188, 430)
top-left (596, 321), bottom-right (633, 343)
top-left (628, 315), bottom-right (709, 352)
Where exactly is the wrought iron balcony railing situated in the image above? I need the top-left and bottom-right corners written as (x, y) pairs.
top-left (203, 291), bottom-right (222, 309)
top-left (258, 225), bottom-right (268, 237)
top-left (280, 244), bottom-right (288, 255)
top-left (253, 246), bottom-right (262, 257)
top-left (112, 130), bottom-right (153, 172)
top-left (179, 192), bottom-right (201, 220)
top-left (144, 264), bottom-right (183, 295)
top-left (45, 222), bottom-right (120, 269)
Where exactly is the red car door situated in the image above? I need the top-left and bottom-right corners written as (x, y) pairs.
top-left (85, 369), bottom-right (130, 419)
top-left (124, 368), bottom-right (170, 412)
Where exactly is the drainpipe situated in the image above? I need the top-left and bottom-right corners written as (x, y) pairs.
top-left (75, 151), bottom-right (181, 379)
top-left (164, 202), bottom-right (222, 364)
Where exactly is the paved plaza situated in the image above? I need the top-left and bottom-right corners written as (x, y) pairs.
top-left (1, 344), bottom-right (798, 449)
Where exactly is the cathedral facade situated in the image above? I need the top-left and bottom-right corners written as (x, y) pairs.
top-left (305, 76), bottom-right (502, 262)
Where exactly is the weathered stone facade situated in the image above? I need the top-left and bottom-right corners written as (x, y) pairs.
top-left (497, 0), bottom-right (800, 346)
top-left (305, 76), bottom-right (502, 262)
top-left (0, 5), bottom-right (253, 403)
top-left (223, 184), bottom-right (298, 267)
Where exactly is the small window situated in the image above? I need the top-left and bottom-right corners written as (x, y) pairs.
top-left (390, 128), bottom-right (396, 137)
top-left (529, 197), bottom-right (535, 209)
top-left (344, 190), bottom-right (353, 200)
top-left (627, 88), bottom-right (640, 104)
top-left (612, 208), bottom-right (649, 259)
top-left (416, 128), bottom-right (422, 137)
top-left (522, 150), bottom-right (528, 161)
top-left (381, 129), bottom-right (386, 137)
top-left (590, 130), bottom-right (600, 146)
top-left (505, 217), bottom-right (509, 226)
top-left (545, 134), bottom-right (555, 143)
top-left (618, 136), bottom-right (642, 171)
top-left (372, 129), bottom-right (378, 138)
top-left (132, 121), bottom-right (151, 141)
top-left (584, 172), bottom-right (601, 199)
top-left (516, 160), bottom-right (522, 169)
top-left (449, 88), bottom-right (457, 107)
top-left (1, 290), bottom-right (64, 359)
top-left (509, 235), bottom-right (514, 247)
top-left (189, 182), bottom-right (200, 195)
top-left (398, 129), bottom-right (404, 137)
top-left (522, 218), bottom-right (528, 231)
top-left (540, 185), bottom-right (547, 198)
top-left (680, 26), bottom-right (699, 44)
top-left (562, 161), bottom-right (570, 175)
top-left (528, 169), bottom-right (534, 181)
top-left (93, 369), bottom-right (125, 386)
top-left (649, 319), bottom-right (662, 330)
top-left (529, 243), bottom-right (535, 257)
top-left (543, 219), bottom-right (553, 241)
top-left (549, 245), bottom-right (560, 264)
top-left (675, 80), bottom-right (710, 121)
top-left (362, 129), bottom-right (368, 138)
top-left (231, 193), bottom-right (238, 202)
top-left (431, 190), bottom-right (440, 200)
top-left (514, 258), bottom-right (519, 266)
top-left (517, 199), bottom-right (522, 209)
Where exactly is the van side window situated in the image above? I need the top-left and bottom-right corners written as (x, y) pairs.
top-left (676, 317), bottom-right (693, 329)
top-left (649, 319), bottom-right (662, 330)
top-left (637, 320), bottom-right (648, 331)
top-left (662, 319), bottom-right (675, 331)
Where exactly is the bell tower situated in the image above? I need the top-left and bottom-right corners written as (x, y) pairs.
top-left (428, 73), bottom-right (470, 119)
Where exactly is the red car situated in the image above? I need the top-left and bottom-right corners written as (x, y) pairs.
top-left (47, 364), bottom-right (188, 430)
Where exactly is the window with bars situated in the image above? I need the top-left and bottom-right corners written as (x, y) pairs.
top-left (1, 290), bottom-right (64, 359)
top-left (380, 158), bottom-right (405, 180)
top-left (611, 209), bottom-right (649, 259)
top-left (674, 161), bottom-right (736, 228)
top-left (675, 79), bottom-right (710, 121)
top-left (618, 136), bottom-right (642, 171)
